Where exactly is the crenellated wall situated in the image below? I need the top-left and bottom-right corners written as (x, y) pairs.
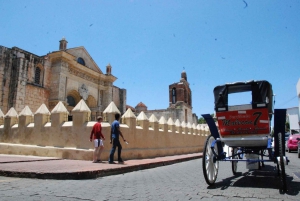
top-left (0, 100), bottom-right (210, 161)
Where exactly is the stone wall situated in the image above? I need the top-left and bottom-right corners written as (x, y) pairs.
top-left (143, 102), bottom-right (197, 124)
top-left (0, 46), bottom-right (49, 114)
top-left (112, 86), bottom-right (126, 114)
top-left (0, 46), bottom-right (10, 113)
top-left (24, 85), bottom-right (50, 113)
top-left (0, 101), bottom-right (209, 161)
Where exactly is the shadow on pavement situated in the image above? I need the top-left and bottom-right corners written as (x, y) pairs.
top-left (207, 164), bottom-right (300, 196)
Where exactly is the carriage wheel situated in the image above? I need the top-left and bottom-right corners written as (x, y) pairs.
top-left (232, 148), bottom-right (238, 175)
top-left (278, 133), bottom-right (287, 191)
top-left (202, 135), bottom-right (219, 185)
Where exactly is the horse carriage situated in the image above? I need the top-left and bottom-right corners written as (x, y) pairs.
top-left (202, 80), bottom-right (288, 191)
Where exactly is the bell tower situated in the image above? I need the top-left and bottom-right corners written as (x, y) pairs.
top-left (106, 63), bottom-right (112, 75)
top-left (169, 71), bottom-right (192, 108)
top-left (59, 37), bottom-right (68, 51)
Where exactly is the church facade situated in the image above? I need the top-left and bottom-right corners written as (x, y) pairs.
top-left (133, 71), bottom-right (198, 124)
top-left (0, 38), bottom-right (126, 119)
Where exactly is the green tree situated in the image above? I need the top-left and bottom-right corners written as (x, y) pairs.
top-left (198, 113), bottom-right (215, 124)
top-left (285, 121), bottom-right (290, 132)
top-left (198, 117), bottom-right (206, 124)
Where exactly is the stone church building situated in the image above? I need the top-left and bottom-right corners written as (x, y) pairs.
top-left (132, 71), bottom-right (198, 124)
top-left (0, 38), bottom-right (126, 120)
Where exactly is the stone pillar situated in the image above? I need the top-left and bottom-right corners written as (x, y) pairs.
top-left (103, 102), bottom-right (121, 124)
top-left (105, 113), bottom-right (116, 124)
top-left (122, 108), bottom-right (136, 128)
top-left (72, 111), bottom-right (90, 125)
top-left (175, 119), bottom-right (182, 134)
top-left (121, 108), bottom-right (136, 149)
top-left (103, 84), bottom-right (113, 107)
top-left (72, 99), bottom-right (91, 126)
top-left (149, 114), bottom-right (159, 132)
top-left (0, 108), bottom-right (4, 125)
top-left (167, 118), bottom-right (175, 133)
top-left (187, 122), bottom-right (192, 134)
top-left (196, 124), bottom-right (201, 136)
top-left (15, 55), bottom-right (27, 113)
top-left (51, 112), bottom-right (68, 126)
top-left (34, 104), bottom-right (51, 129)
top-left (181, 121), bottom-right (187, 134)
top-left (34, 114), bottom-right (50, 129)
top-left (137, 111), bottom-right (149, 129)
top-left (158, 116), bottom-right (168, 132)
top-left (19, 106), bottom-right (34, 127)
top-left (51, 101), bottom-right (68, 127)
top-left (192, 123), bottom-right (196, 135)
top-left (4, 108), bottom-right (18, 135)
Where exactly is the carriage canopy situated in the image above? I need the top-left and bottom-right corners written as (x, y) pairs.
top-left (213, 80), bottom-right (273, 119)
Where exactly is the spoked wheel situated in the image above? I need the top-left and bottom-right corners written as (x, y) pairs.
top-left (202, 135), bottom-right (219, 185)
top-left (231, 148), bottom-right (238, 175)
top-left (278, 133), bottom-right (287, 191)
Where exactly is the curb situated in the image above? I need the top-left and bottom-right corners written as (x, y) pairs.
top-left (0, 155), bottom-right (202, 180)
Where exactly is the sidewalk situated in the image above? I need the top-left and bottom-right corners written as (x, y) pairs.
top-left (0, 153), bottom-right (202, 180)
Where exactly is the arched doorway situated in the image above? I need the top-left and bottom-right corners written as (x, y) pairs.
top-left (66, 90), bottom-right (81, 121)
top-left (86, 95), bottom-right (97, 120)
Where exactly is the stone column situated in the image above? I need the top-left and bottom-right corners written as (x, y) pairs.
top-left (175, 119), bottom-right (182, 134)
top-left (121, 108), bottom-right (136, 128)
top-left (103, 102), bottom-right (121, 124)
top-left (167, 118), bottom-right (176, 133)
top-left (72, 99), bottom-right (91, 126)
top-left (181, 121), bottom-right (187, 134)
top-left (158, 116), bottom-right (168, 133)
top-left (18, 106), bottom-right (34, 144)
top-left (34, 104), bottom-right (51, 129)
top-left (4, 108), bottom-right (18, 137)
top-left (0, 109), bottom-right (4, 125)
top-left (149, 114), bottom-right (159, 132)
top-left (15, 56), bottom-right (27, 113)
top-left (51, 101), bottom-right (68, 127)
top-left (137, 111), bottom-right (149, 129)
top-left (19, 106), bottom-right (34, 127)
top-left (187, 122), bottom-right (192, 135)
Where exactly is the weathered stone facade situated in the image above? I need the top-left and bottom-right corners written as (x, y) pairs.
top-left (0, 46), bottom-right (49, 114)
top-left (132, 71), bottom-right (198, 124)
top-left (0, 38), bottom-right (126, 119)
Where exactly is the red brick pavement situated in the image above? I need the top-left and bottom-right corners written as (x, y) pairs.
top-left (0, 153), bottom-right (202, 180)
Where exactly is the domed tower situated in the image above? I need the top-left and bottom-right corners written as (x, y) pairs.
top-left (135, 102), bottom-right (147, 113)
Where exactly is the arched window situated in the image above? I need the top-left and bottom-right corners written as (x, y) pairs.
top-left (77, 57), bottom-right (85, 66)
top-left (172, 88), bottom-right (176, 104)
top-left (67, 96), bottom-right (76, 107)
top-left (35, 67), bottom-right (41, 85)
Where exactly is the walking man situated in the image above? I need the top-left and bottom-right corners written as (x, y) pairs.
top-left (90, 116), bottom-right (105, 163)
top-left (109, 113), bottom-right (126, 164)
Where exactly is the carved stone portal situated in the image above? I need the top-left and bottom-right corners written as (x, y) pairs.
top-left (79, 84), bottom-right (89, 100)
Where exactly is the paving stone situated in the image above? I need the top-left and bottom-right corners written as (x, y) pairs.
top-left (0, 152), bottom-right (299, 200)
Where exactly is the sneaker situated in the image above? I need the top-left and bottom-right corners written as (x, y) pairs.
top-left (92, 161), bottom-right (100, 163)
top-left (109, 161), bottom-right (116, 164)
top-left (118, 160), bottom-right (124, 164)
top-left (96, 160), bottom-right (102, 163)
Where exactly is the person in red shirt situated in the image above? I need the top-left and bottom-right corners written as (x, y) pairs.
top-left (90, 116), bottom-right (105, 163)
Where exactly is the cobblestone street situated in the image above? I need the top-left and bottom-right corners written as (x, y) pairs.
top-left (0, 152), bottom-right (299, 201)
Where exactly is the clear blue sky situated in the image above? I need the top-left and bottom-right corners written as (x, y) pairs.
top-left (1, 0), bottom-right (299, 118)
